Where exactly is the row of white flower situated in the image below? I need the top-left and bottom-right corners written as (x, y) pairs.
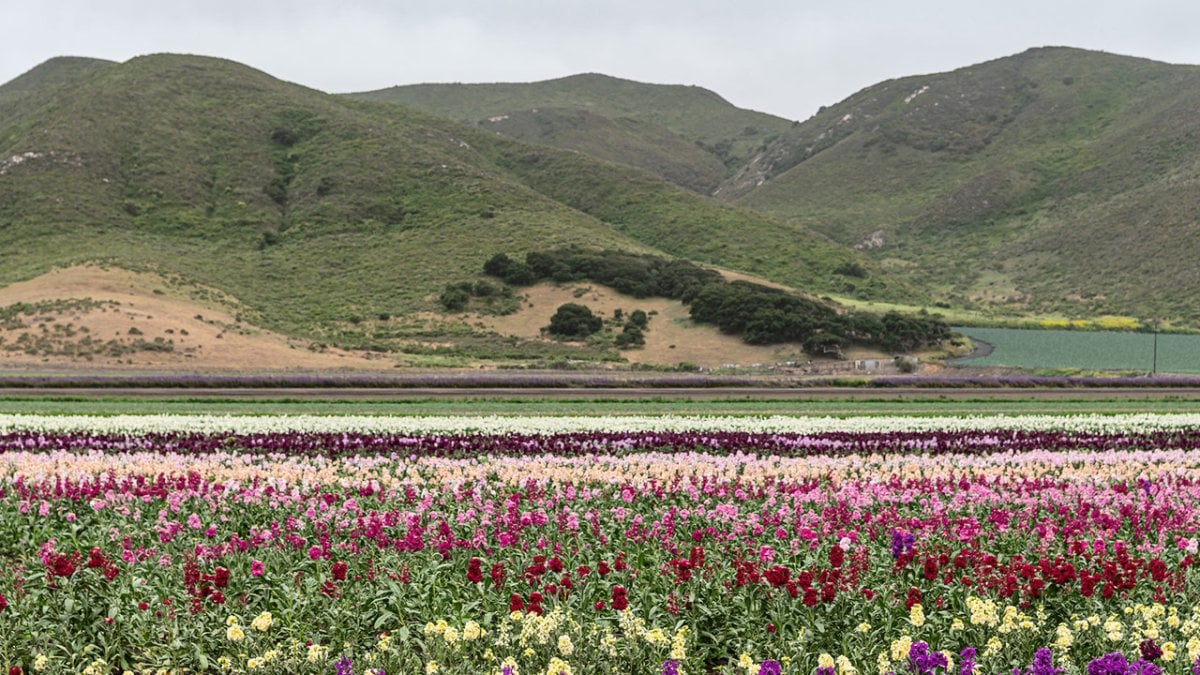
top-left (0, 413), bottom-right (1197, 435)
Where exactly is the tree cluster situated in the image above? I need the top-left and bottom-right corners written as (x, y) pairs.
top-left (483, 248), bottom-right (949, 353)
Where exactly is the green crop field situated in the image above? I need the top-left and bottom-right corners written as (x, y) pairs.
top-left (953, 326), bottom-right (1200, 373)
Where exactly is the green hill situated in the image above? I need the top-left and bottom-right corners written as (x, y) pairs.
top-left (728, 47), bottom-right (1200, 324)
top-left (348, 73), bottom-right (794, 192)
top-left (0, 54), bottom-right (877, 359)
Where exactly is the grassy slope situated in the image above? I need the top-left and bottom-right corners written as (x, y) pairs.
top-left (461, 107), bottom-right (729, 193)
top-left (347, 73), bottom-right (793, 189)
top-left (0, 55), bottom-right (881, 353)
top-left (0, 55), bottom-right (651, 340)
top-left (731, 47), bottom-right (1200, 323)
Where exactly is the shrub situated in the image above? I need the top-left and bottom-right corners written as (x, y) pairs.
top-left (439, 285), bottom-right (470, 312)
top-left (547, 303), bottom-right (602, 338)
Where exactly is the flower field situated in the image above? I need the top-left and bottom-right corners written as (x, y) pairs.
top-left (2, 414), bottom-right (1200, 674)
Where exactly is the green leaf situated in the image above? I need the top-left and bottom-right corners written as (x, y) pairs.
top-left (374, 610), bottom-right (395, 630)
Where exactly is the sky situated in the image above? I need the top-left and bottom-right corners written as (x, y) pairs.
top-left (3, 1), bottom-right (1200, 120)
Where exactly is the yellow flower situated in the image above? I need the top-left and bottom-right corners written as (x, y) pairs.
top-left (644, 628), bottom-right (668, 646)
top-left (857, 622), bottom-right (871, 633)
top-left (950, 618), bottom-right (965, 631)
top-left (818, 653), bottom-right (835, 668)
top-left (217, 656), bottom-right (232, 671)
top-left (891, 635), bottom-right (913, 661)
top-left (558, 634), bottom-right (575, 656)
top-left (1054, 623), bottom-right (1074, 651)
top-left (464, 620), bottom-right (484, 641)
top-left (876, 651), bottom-right (892, 675)
top-left (670, 626), bottom-right (689, 660)
top-left (426, 661), bottom-right (440, 675)
top-left (443, 626), bottom-right (459, 645)
top-left (225, 615), bottom-right (240, 627)
top-left (307, 644), bottom-right (328, 663)
top-left (33, 655), bottom-right (48, 672)
top-left (545, 657), bottom-right (573, 675)
top-left (378, 632), bottom-right (392, 651)
top-left (967, 596), bottom-right (999, 627)
top-left (1163, 641), bottom-right (1178, 661)
top-left (837, 655), bottom-right (857, 674)
top-left (226, 624), bottom-right (245, 642)
top-left (247, 658), bottom-right (264, 671)
top-left (251, 611), bottom-right (272, 632)
top-left (909, 603), bottom-right (926, 627)
top-left (984, 636), bottom-right (1002, 657)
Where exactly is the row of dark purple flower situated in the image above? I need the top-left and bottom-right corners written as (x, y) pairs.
top-left (4, 428), bottom-right (1200, 459)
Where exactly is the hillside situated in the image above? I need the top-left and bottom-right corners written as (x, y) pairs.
top-left (727, 47), bottom-right (1200, 324)
top-left (0, 54), bottom-right (879, 365)
top-left (348, 73), bottom-right (794, 192)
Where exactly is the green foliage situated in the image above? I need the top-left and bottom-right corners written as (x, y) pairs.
top-left (547, 303), bottom-right (603, 338)
top-left (438, 284), bottom-right (470, 312)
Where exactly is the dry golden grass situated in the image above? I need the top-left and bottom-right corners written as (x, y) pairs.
top-left (0, 266), bottom-right (396, 371)
top-left (478, 282), bottom-right (817, 368)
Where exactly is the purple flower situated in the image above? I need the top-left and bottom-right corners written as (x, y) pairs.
top-left (1089, 654), bottom-right (1130, 675)
top-left (662, 661), bottom-right (680, 675)
top-left (816, 669), bottom-right (835, 675)
top-left (908, 641), bottom-right (948, 675)
top-left (1193, 656), bottom-right (1200, 675)
top-left (758, 661), bottom-right (783, 675)
top-left (1130, 662), bottom-right (1162, 675)
top-left (957, 647), bottom-right (977, 675)
top-left (1087, 654), bottom-right (1161, 675)
top-left (891, 530), bottom-right (916, 558)
top-left (1021, 648), bottom-right (1064, 675)
top-left (335, 656), bottom-right (353, 675)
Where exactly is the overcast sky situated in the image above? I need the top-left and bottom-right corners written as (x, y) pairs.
top-left (3, 1), bottom-right (1199, 120)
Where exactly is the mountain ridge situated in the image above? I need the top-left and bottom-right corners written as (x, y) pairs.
top-left (0, 53), bottom-right (881, 365)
